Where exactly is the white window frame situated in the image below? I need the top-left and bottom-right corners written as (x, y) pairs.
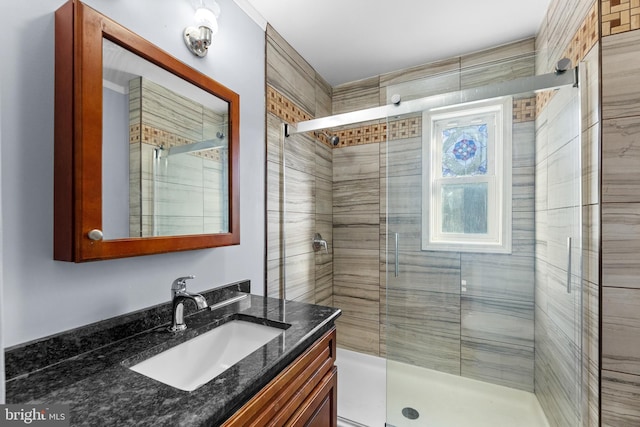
top-left (421, 97), bottom-right (512, 254)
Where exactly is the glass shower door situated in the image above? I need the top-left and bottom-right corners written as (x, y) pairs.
top-left (385, 81), bottom-right (583, 426)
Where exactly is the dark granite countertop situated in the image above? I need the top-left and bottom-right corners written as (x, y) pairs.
top-left (5, 281), bottom-right (341, 426)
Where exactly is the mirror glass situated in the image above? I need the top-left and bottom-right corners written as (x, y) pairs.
top-left (101, 38), bottom-right (230, 239)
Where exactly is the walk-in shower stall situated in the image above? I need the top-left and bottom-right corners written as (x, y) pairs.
top-left (278, 51), bottom-right (586, 426)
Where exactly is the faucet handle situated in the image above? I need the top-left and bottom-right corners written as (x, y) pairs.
top-left (171, 275), bottom-right (195, 294)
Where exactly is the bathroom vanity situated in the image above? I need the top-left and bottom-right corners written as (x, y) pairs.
top-left (4, 281), bottom-right (340, 426)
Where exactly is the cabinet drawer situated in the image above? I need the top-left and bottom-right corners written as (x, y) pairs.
top-left (223, 328), bottom-right (336, 427)
top-left (288, 366), bottom-right (337, 427)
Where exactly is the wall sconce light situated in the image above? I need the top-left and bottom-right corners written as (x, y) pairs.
top-left (184, 0), bottom-right (220, 57)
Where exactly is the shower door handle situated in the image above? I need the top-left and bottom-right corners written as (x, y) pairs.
top-left (566, 237), bottom-right (572, 294)
top-left (394, 232), bottom-right (399, 278)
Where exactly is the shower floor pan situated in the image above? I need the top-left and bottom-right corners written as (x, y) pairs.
top-left (336, 347), bottom-right (550, 427)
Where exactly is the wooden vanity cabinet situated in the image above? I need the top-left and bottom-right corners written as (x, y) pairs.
top-left (223, 328), bottom-right (337, 427)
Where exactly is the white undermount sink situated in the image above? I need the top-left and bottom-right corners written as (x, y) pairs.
top-left (129, 320), bottom-right (285, 391)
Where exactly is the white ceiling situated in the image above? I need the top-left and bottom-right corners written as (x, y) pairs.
top-left (237, 0), bottom-right (552, 86)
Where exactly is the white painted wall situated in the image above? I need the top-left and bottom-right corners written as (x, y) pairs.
top-left (0, 0), bottom-right (266, 347)
top-left (0, 65), bottom-right (5, 403)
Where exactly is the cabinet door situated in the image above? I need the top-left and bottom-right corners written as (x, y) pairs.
top-left (288, 366), bottom-right (337, 427)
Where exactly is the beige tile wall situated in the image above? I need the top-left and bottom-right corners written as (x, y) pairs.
top-left (330, 40), bottom-right (540, 394)
top-left (536, 1), bottom-right (601, 425)
top-left (601, 22), bottom-right (640, 426)
top-left (265, 25), bottom-right (333, 306)
top-left (263, 0), bottom-right (617, 423)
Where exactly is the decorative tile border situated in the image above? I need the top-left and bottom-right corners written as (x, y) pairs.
top-left (266, 85), bottom-right (312, 123)
top-left (602, 0), bottom-right (640, 36)
top-left (566, 2), bottom-right (600, 63)
top-left (131, 124), bottom-right (223, 161)
top-left (267, 85), bottom-right (338, 147)
top-left (513, 98), bottom-right (537, 123)
top-left (389, 117), bottom-right (421, 140)
top-left (334, 121), bottom-right (388, 147)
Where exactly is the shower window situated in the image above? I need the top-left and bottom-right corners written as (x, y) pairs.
top-left (422, 97), bottom-right (512, 253)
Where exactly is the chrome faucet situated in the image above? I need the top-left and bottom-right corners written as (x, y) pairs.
top-left (168, 275), bottom-right (208, 332)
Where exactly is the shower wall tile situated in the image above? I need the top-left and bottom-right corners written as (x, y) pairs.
top-left (535, 9), bottom-right (550, 73)
top-left (535, 307), bottom-right (582, 427)
top-left (315, 259), bottom-right (333, 307)
top-left (583, 123), bottom-right (600, 206)
top-left (266, 207), bottom-right (281, 262)
top-left (546, 264), bottom-right (583, 346)
top-left (534, 218), bottom-right (549, 269)
top-left (336, 314), bottom-right (379, 356)
top-left (333, 144), bottom-right (380, 181)
top-left (461, 337), bottom-right (534, 392)
top-left (333, 178), bottom-right (379, 215)
top-left (332, 76), bottom-right (380, 114)
top-left (602, 116), bottom-right (640, 203)
top-left (265, 23), bottom-right (336, 308)
top-left (379, 137), bottom-right (422, 179)
top-left (266, 113), bottom-right (283, 164)
top-left (266, 160), bottom-right (282, 213)
top-left (535, 159), bottom-right (548, 213)
top-left (384, 72), bottom-right (460, 104)
top-left (602, 30), bottom-right (640, 119)
top-left (546, 91), bottom-right (581, 159)
top-left (460, 253), bottom-right (534, 302)
top-left (315, 177), bottom-right (333, 215)
top-left (283, 211), bottom-right (315, 258)
top-left (386, 250), bottom-right (462, 295)
top-left (602, 203), bottom-right (640, 289)
top-left (283, 167), bottom-right (316, 214)
top-left (334, 248), bottom-right (379, 294)
top-left (546, 206), bottom-right (582, 273)
top-left (461, 296), bottom-right (534, 348)
top-left (535, 109), bottom-right (549, 165)
top-left (315, 73), bottom-right (332, 119)
top-left (512, 211), bottom-right (535, 257)
top-left (333, 294), bottom-right (379, 323)
top-left (602, 369), bottom-right (640, 426)
top-left (384, 212), bottom-right (422, 252)
top-left (461, 38), bottom-right (536, 68)
top-left (547, 136), bottom-right (581, 210)
top-left (333, 220), bottom-right (379, 250)
top-left (603, 287), bottom-right (640, 375)
top-left (460, 53), bottom-right (535, 90)
top-left (266, 26), bottom-right (316, 115)
top-left (583, 205), bottom-right (600, 286)
top-left (512, 166), bottom-right (535, 212)
top-left (535, 259), bottom-right (550, 313)
top-left (582, 43), bottom-right (601, 129)
top-left (278, 252), bottom-right (315, 302)
top-left (385, 287), bottom-right (461, 375)
top-left (511, 211), bottom-right (535, 258)
top-left (282, 132), bottom-right (317, 175)
top-left (584, 280), bottom-right (600, 427)
top-left (379, 57), bottom-right (460, 88)
top-left (512, 122), bottom-right (536, 168)
top-left (315, 141), bottom-right (333, 182)
top-left (386, 174), bottom-right (422, 215)
top-left (315, 214), bottom-right (333, 254)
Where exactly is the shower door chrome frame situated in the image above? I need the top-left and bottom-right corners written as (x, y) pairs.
top-left (284, 66), bottom-right (578, 136)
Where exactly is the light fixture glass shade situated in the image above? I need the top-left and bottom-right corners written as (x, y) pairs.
top-left (194, 7), bottom-right (218, 35)
top-left (184, 0), bottom-right (220, 57)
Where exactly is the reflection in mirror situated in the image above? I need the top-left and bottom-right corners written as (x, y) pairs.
top-left (101, 38), bottom-right (229, 240)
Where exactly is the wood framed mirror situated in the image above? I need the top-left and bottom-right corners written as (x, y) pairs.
top-left (54, 0), bottom-right (240, 262)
